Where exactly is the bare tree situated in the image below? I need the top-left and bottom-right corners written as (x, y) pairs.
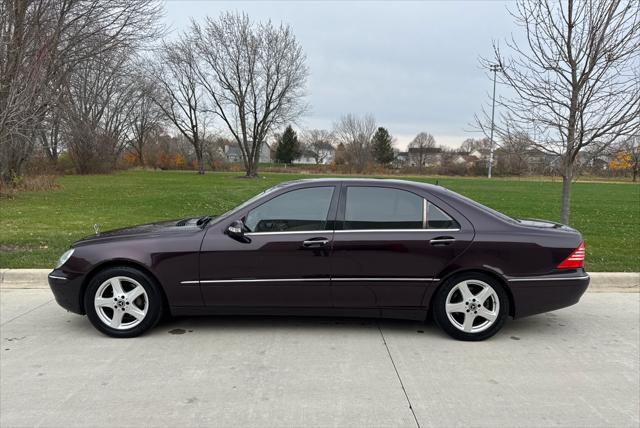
top-left (0, 0), bottom-right (164, 183)
top-left (497, 131), bottom-right (534, 175)
top-left (333, 113), bottom-right (376, 172)
top-left (625, 135), bottom-right (640, 182)
top-left (130, 75), bottom-right (164, 167)
top-left (203, 136), bottom-right (228, 170)
top-left (460, 138), bottom-right (477, 155)
top-left (39, 99), bottom-right (63, 163)
top-left (408, 132), bottom-right (436, 172)
top-left (61, 48), bottom-right (139, 173)
top-left (151, 37), bottom-right (208, 174)
top-left (478, 0), bottom-right (640, 223)
top-left (191, 12), bottom-right (308, 177)
top-left (302, 129), bottom-right (335, 164)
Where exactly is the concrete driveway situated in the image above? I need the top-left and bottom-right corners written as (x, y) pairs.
top-left (1, 286), bottom-right (639, 427)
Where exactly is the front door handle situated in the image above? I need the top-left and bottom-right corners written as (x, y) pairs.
top-left (429, 236), bottom-right (456, 246)
top-left (302, 238), bottom-right (329, 248)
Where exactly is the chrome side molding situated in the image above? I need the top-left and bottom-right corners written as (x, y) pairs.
top-left (507, 275), bottom-right (590, 282)
top-left (180, 277), bottom-right (441, 285)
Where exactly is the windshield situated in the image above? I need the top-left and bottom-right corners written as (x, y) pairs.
top-left (208, 184), bottom-right (283, 226)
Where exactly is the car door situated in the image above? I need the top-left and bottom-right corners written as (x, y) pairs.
top-left (330, 184), bottom-right (474, 309)
top-left (198, 185), bottom-right (338, 308)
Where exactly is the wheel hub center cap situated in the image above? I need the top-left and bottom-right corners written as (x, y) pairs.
top-left (118, 300), bottom-right (125, 307)
top-left (469, 302), bottom-right (477, 310)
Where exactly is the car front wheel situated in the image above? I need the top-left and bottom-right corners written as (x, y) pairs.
top-left (84, 266), bottom-right (163, 338)
top-left (433, 273), bottom-right (509, 341)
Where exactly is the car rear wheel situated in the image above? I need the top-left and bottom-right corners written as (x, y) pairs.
top-left (433, 273), bottom-right (509, 341)
top-left (84, 266), bottom-right (163, 338)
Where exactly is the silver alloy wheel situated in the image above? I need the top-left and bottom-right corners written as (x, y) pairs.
top-left (94, 276), bottom-right (148, 330)
top-left (445, 279), bottom-right (500, 333)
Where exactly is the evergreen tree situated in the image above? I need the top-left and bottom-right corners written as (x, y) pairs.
top-left (275, 125), bottom-right (301, 164)
top-left (371, 127), bottom-right (395, 165)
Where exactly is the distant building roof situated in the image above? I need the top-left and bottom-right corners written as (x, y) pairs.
top-left (408, 147), bottom-right (442, 154)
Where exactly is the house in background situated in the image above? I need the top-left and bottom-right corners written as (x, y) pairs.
top-left (222, 140), bottom-right (272, 163)
top-left (450, 152), bottom-right (479, 167)
top-left (393, 151), bottom-right (409, 168)
top-left (293, 145), bottom-right (335, 165)
top-left (408, 146), bottom-right (443, 167)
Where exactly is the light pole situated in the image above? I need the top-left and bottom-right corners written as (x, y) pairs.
top-left (488, 64), bottom-right (501, 178)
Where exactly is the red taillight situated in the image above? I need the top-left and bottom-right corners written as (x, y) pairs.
top-left (557, 241), bottom-right (586, 269)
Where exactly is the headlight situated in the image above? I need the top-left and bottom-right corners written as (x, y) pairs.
top-left (55, 249), bottom-right (74, 269)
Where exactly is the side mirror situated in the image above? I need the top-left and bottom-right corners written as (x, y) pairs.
top-left (226, 220), bottom-right (246, 240)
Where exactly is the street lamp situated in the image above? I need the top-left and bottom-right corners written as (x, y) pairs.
top-left (488, 63), bottom-right (501, 178)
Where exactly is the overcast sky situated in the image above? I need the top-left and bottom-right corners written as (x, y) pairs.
top-left (163, 0), bottom-right (518, 149)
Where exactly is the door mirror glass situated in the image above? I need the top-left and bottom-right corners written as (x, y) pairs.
top-left (226, 220), bottom-right (246, 238)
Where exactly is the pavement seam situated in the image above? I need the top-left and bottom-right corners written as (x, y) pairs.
top-left (377, 321), bottom-right (421, 428)
top-left (0, 298), bottom-right (54, 327)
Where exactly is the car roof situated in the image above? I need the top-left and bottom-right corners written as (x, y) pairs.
top-left (279, 177), bottom-right (447, 195)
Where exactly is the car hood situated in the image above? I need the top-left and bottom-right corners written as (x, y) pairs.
top-left (72, 217), bottom-right (204, 247)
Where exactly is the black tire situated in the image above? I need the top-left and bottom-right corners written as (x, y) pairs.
top-left (84, 266), bottom-right (163, 338)
top-left (432, 272), bottom-right (509, 341)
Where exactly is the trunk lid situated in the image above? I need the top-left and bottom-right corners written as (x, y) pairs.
top-left (516, 218), bottom-right (577, 232)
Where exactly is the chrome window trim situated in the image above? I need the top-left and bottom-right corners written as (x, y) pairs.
top-left (507, 275), bottom-right (590, 282)
top-left (422, 198), bottom-right (427, 229)
top-left (245, 230), bottom-right (329, 236)
top-left (181, 277), bottom-right (440, 285)
top-left (244, 228), bottom-right (461, 236)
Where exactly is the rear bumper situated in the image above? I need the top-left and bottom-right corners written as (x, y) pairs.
top-left (48, 269), bottom-right (85, 315)
top-left (507, 273), bottom-right (590, 318)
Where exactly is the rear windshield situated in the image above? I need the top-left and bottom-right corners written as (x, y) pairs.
top-left (445, 189), bottom-right (518, 224)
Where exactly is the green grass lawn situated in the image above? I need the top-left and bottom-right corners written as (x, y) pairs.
top-left (1, 170), bottom-right (638, 271)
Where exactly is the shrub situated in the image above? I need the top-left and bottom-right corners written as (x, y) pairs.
top-left (0, 175), bottom-right (60, 196)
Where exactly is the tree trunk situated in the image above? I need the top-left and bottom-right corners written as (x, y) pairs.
top-left (245, 162), bottom-right (258, 177)
top-left (560, 162), bottom-right (573, 225)
top-left (196, 149), bottom-right (204, 175)
top-left (244, 140), bottom-right (261, 177)
top-left (633, 167), bottom-right (637, 182)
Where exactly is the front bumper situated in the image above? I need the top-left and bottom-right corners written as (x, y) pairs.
top-left (507, 272), bottom-right (590, 318)
top-left (48, 269), bottom-right (86, 315)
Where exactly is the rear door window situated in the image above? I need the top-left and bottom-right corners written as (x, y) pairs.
top-left (427, 202), bottom-right (460, 229)
top-left (344, 187), bottom-right (423, 230)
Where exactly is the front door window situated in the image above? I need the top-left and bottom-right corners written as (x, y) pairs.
top-left (245, 187), bottom-right (334, 232)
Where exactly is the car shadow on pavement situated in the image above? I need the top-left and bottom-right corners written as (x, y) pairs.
top-left (57, 307), bottom-right (571, 340)
top-left (150, 314), bottom-right (444, 338)
top-left (141, 311), bottom-right (571, 340)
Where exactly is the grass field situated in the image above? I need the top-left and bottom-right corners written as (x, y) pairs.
top-left (1, 170), bottom-right (638, 271)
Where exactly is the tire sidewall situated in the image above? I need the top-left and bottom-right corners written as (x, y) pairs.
top-left (84, 266), bottom-right (163, 338)
top-left (433, 272), bottom-right (509, 341)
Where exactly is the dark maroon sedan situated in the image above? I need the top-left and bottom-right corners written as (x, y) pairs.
top-left (48, 178), bottom-right (589, 340)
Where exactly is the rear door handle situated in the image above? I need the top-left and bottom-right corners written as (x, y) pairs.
top-left (303, 238), bottom-right (329, 248)
top-left (429, 236), bottom-right (456, 246)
